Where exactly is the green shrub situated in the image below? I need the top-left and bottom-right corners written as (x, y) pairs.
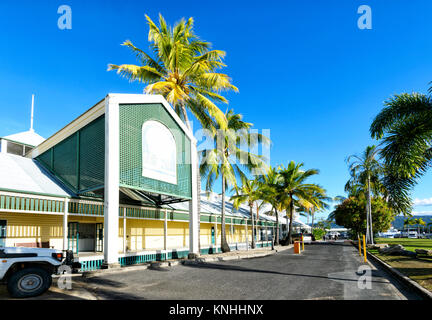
top-left (312, 228), bottom-right (326, 240)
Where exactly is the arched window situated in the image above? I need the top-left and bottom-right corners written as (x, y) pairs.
top-left (141, 120), bottom-right (177, 184)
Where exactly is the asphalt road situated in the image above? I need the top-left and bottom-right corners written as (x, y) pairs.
top-left (75, 242), bottom-right (421, 300)
top-left (0, 242), bottom-right (423, 300)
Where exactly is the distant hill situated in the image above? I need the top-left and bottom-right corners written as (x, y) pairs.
top-left (391, 215), bottom-right (432, 230)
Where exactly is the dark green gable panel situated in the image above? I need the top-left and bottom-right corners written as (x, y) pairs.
top-left (37, 148), bottom-right (52, 169)
top-left (35, 115), bottom-right (105, 195)
top-left (79, 116), bottom-right (105, 191)
top-left (53, 134), bottom-right (78, 189)
top-left (119, 103), bottom-right (192, 199)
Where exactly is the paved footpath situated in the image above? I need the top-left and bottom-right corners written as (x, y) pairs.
top-left (0, 242), bottom-right (423, 300)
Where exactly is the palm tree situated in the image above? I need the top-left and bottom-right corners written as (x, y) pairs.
top-left (404, 218), bottom-right (415, 231)
top-left (257, 166), bottom-right (283, 245)
top-left (297, 191), bottom-right (331, 232)
top-left (405, 217), bottom-right (426, 235)
top-left (200, 110), bottom-right (269, 252)
top-left (278, 162), bottom-right (325, 244)
top-left (108, 14), bottom-right (237, 130)
top-left (416, 218), bottom-right (426, 235)
top-left (346, 145), bottom-right (382, 244)
top-left (231, 178), bottom-right (261, 249)
top-left (370, 92), bottom-right (432, 215)
top-left (254, 202), bottom-right (261, 242)
top-left (108, 14), bottom-right (238, 253)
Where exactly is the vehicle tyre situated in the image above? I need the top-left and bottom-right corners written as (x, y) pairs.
top-left (7, 267), bottom-right (52, 298)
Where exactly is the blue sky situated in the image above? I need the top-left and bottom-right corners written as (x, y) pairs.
top-left (1, 0), bottom-right (432, 222)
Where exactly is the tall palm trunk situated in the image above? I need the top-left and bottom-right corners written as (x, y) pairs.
top-left (255, 203), bottom-right (259, 244)
top-left (365, 184), bottom-right (370, 244)
top-left (274, 207), bottom-right (280, 246)
top-left (367, 173), bottom-right (374, 244)
top-left (311, 209), bottom-right (315, 230)
top-left (368, 197), bottom-right (373, 244)
top-left (285, 211), bottom-right (290, 242)
top-left (311, 208), bottom-right (315, 239)
top-left (250, 203), bottom-right (256, 249)
top-left (197, 158), bottom-right (201, 252)
top-left (287, 194), bottom-right (294, 245)
top-left (221, 176), bottom-right (230, 252)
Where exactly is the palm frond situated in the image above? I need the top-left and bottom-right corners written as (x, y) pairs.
top-left (370, 93), bottom-right (432, 139)
top-left (108, 64), bottom-right (163, 83)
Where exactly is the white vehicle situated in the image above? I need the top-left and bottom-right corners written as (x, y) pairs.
top-left (408, 231), bottom-right (418, 239)
top-left (292, 233), bottom-right (313, 243)
top-left (379, 233), bottom-right (394, 238)
top-left (302, 234), bottom-right (313, 242)
top-left (0, 247), bottom-right (80, 298)
top-left (378, 230), bottom-right (400, 238)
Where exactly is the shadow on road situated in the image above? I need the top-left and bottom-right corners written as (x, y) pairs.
top-left (85, 287), bottom-right (147, 300)
top-left (183, 262), bottom-right (388, 284)
top-left (78, 276), bottom-right (127, 288)
top-left (77, 277), bottom-right (147, 300)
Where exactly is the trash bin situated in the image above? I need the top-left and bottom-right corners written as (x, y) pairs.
top-left (294, 241), bottom-right (301, 254)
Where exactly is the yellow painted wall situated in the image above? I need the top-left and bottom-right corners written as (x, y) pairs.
top-left (0, 212), bottom-right (63, 249)
top-left (166, 221), bottom-right (189, 249)
top-left (229, 224), bottom-right (250, 243)
top-left (126, 219), bottom-right (164, 251)
top-left (0, 211), bottom-right (260, 253)
top-left (199, 222), bottom-right (254, 247)
top-left (200, 223), bottom-right (212, 246)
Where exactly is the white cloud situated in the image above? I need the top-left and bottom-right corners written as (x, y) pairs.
top-left (411, 211), bottom-right (432, 216)
top-left (413, 197), bottom-right (432, 206)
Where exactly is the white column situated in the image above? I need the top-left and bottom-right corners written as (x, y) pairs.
top-left (188, 139), bottom-right (199, 256)
top-left (103, 95), bottom-right (120, 266)
top-left (123, 208), bottom-right (127, 254)
top-left (164, 209), bottom-right (168, 250)
top-left (63, 198), bottom-right (69, 251)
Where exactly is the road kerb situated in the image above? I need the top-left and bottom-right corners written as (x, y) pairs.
top-left (81, 263), bottom-right (151, 277)
top-left (366, 250), bottom-right (432, 300)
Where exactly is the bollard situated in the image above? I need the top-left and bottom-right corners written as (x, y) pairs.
top-left (294, 241), bottom-right (301, 254)
top-left (362, 234), bottom-right (367, 262)
top-left (301, 234), bottom-right (305, 251)
top-left (358, 236), bottom-right (362, 256)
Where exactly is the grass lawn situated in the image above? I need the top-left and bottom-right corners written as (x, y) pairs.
top-left (369, 238), bottom-right (432, 292)
top-left (375, 238), bottom-right (432, 252)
